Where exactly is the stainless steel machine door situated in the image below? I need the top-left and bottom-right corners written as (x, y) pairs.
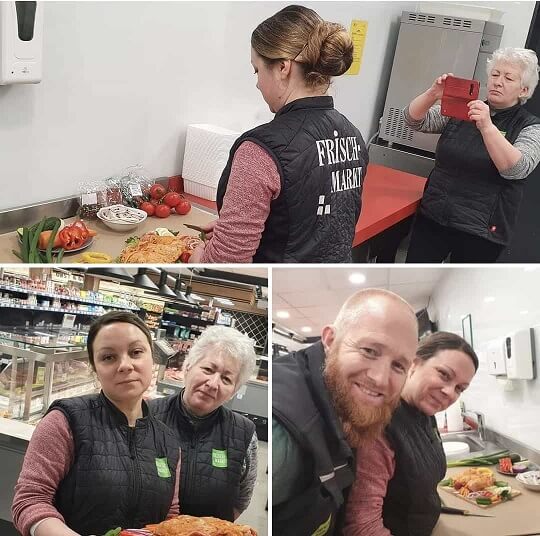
top-left (381, 15), bottom-right (484, 152)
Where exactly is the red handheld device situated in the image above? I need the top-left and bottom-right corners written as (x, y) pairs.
top-left (441, 76), bottom-right (480, 121)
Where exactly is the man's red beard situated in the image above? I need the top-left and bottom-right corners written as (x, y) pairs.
top-left (323, 346), bottom-right (400, 447)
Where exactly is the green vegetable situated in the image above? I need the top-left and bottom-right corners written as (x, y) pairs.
top-left (125, 236), bottom-right (140, 246)
top-left (447, 450), bottom-right (513, 467)
top-left (29, 218), bottom-right (46, 263)
top-left (102, 528), bottom-right (121, 536)
top-left (495, 481), bottom-right (508, 487)
top-left (45, 220), bottom-right (61, 263)
top-left (439, 478), bottom-right (454, 487)
top-left (167, 228), bottom-right (180, 236)
top-left (30, 216), bottom-right (61, 234)
top-left (475, 497), bottom-right (492, 505)
top-left (56, 248), bottom-right (65, 263)
top-left (21, 227), bottom-right (30, 263)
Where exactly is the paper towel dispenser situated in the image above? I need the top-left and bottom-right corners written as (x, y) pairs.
top-left (0, 1), bottom-right (44, 85)
top-left (504, 328), bottom-right (535, 380)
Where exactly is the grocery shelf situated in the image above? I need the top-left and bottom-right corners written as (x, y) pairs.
top-left (0, 304), bottom-right (103, 316)
top-left (0, 283), bottom-right (139, 311)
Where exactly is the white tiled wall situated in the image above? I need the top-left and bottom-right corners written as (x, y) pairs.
top-left (429, 267), bottom-right (540, 450)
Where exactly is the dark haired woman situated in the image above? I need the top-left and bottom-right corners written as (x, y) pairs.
top-left (190, 4), bottom-right (369, 264)
top-left (12, 311), bottom-right (180, 536)
top-left (343, 332), bottom-right (479, 536)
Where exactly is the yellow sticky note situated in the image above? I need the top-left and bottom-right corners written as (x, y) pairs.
top-left (346, 20), bottom-right (368, 76)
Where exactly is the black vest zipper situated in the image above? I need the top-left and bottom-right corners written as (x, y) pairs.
top-left (184, 430), bottom-right (200, 503)
top-left (128, 426), bottom-right (142, 527)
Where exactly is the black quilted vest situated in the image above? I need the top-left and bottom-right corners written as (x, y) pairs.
top-left (420, 103), bottom-right (540, 245)
top-left (273, 343), bottom-right (355, 536)
top-left (216, 96), bottom-right (368, 263)
top-left (149, 392), bottom-right (255, 521)
top-left (382, 400), bottom-right (447, 536)
top-left (50, 392), bottom-right (179, 536)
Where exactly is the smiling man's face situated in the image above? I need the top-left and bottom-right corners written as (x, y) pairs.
top-left (322, 295), bottom-right (418, 445)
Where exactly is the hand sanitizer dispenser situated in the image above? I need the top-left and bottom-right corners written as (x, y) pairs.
top-left (505, 328), bottom-right (535, 380)
top-left (0, 1), bottom-right (44, 85)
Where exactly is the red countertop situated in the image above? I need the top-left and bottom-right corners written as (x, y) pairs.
top-left (178, 163), bottom-right (427, 247)
top-left (353, 164), bottom-right (427, 246)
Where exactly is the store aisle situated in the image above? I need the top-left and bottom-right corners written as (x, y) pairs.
top-left (237, 439), bottom-right (268, 536)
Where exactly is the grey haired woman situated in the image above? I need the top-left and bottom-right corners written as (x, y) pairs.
top-left (149, 325), bottom-right (259, 522)
top-left (405, 47), bottom-right (540, 262)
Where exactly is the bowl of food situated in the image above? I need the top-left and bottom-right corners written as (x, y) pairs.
top-left (97, 205), bottom-right (147, 232)
top-left (516, 470), bottom-right (540, 491)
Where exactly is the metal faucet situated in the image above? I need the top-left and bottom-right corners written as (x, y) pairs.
top-left (464, 410), bottom-right (486, 442)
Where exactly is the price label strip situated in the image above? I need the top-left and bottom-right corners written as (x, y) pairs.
top-left (346, 20), bottom-right (368, 76)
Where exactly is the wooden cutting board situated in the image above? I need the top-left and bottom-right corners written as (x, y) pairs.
top-left (439, 485), bottom-right (521, 508)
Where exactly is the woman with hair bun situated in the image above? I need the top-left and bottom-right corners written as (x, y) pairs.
top-left (190, 4), bottom-right (368, 264)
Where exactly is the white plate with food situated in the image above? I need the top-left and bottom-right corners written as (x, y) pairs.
top-left (97, 205), bottom-right (147, 231)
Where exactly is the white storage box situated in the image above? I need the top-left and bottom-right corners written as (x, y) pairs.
top-left (182, 124), bottom-right (240, 201)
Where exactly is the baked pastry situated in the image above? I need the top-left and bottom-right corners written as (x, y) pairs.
top-left (146, 515), bottom-right (257, 536)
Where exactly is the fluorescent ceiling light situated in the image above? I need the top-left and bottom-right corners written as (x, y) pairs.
top-left (349, 272), bottom-right (366, 285)
top-left (484, 296), bottom-right (496, 303)
top-left (301, 326), bottom-right (312, 333)
top-left (213, 297), bottom-right (235, 306)
top-left (276, 310), bottom-right (290, 319)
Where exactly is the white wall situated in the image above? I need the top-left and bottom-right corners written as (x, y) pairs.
top-left (0, 1), bottom-right (413, 211)
top-left (0, 1), bottom-right (534, 211)
top-left (429, 267), bottom-right (540, 450)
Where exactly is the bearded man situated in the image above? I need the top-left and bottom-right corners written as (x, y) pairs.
top-left (272, 289), bottom-right (419, 536)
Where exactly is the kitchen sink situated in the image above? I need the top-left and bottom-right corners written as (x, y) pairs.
top-left (442, 431), bottom-right (485, 453)
top-left (441, 431), bottom-right (502, 456)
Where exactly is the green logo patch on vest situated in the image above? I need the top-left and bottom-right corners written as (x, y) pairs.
top-left (311, 514), bottom-right (332, 536)
top-left (155, 457), bottom-right (171, 478)
top-left (212, 449), bottom-right (228, 468)
top-left (499, 130), bottom-right (507, 137)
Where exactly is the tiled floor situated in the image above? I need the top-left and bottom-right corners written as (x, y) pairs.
top-left (1, 441), bottom-right (269, 536)
top-left (237, 440), bottom-right (268, 536)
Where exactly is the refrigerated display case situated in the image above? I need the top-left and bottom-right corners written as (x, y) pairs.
top-left (0, 327), bottom-right (94, 422)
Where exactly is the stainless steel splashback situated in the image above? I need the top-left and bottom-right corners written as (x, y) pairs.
top-left (380, 11), bottom-right (503, 154)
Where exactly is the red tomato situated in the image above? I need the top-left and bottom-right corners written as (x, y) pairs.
top-left (139, 201), bottom-right (155, 216)
top-left (149, 184), bottom-right (167, 200)
top-left (163, 192), bottom-right (182, 208)
top-left (155, 204), bottom-right (171, 218)
top-left (179, 251), bottom-right (191, 263)
top-left (175, 198), bottom-right (191, 215)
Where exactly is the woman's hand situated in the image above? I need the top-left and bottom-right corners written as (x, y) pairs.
top-left (408, 73), bottom-right (454, 121)
top-left (188, 241), bottom-right (206, 263)
top-left (199, 219), bottom-right (217, 240)
top-left (427, 73), bottom-right (454, 100)
top-left (468, 100), bottom-right (495, 133)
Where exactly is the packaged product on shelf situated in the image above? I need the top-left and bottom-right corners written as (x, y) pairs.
top-left (104, 176), bottom-right (124, 206)
top-left (78, 179), bottom-right (107, 220)
top-left (119, 164), bottom-right (154, 208)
